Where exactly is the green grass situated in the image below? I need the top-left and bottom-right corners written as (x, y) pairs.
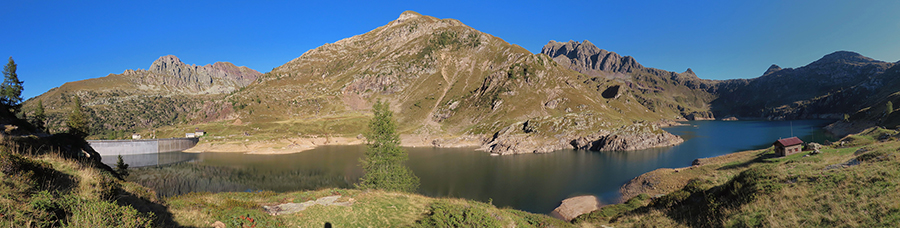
top-left (166, 188), bottom-right (571, 227)
top-left (0, 148), bottom-right (163, 227)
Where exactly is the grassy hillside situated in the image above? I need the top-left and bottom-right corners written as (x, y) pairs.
top-left (166, 189), bottom-right (572, 227)
top-left (575, 127), bottom-right (900, 227)
top-left (0, 141), bottom-right (171, 227)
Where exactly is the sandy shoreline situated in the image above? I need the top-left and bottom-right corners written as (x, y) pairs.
top-left (183, 134), bottom-right (484, 154)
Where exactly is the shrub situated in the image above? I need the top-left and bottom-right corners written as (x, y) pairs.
top-left (573, 194), bottom-right (651, 223)
top-left (416, 201), bottom-right (501, 227)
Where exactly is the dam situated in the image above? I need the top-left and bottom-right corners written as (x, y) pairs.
top-left (88, 138), bottom-right (200, 167)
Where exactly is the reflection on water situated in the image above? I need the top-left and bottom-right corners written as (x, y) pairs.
top-left (101, 151), bottom-right (198, 167)
top-left (128, 120), bottom-right (836, 214)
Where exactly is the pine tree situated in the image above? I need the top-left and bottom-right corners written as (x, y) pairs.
top-left (66, 96), bottom-right (89, 138)
top-left (115, 155), bottom-right (129, 177)
top-left (356, 100), bottom-right (420, 192)
top-left (0, 57), bottom-right (23, 112)
top-left (33, 100), bottom-right (46, 131)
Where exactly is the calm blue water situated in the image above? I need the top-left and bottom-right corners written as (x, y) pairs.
top-left (123, 120), bottom-right (836, 214)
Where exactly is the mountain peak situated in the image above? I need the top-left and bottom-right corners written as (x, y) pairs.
top-left (396, 11), bottom-right (422, 23)
top-left (684, 68), bottom-right (695, 75)
top-left (764, 64), bottom-right (782, 75)
top-left (541, 39), bottom-right (642, 74)
top-left (812, 51), bottom-right (879, 65)
top-left (149, 55), bottom-right (190, 75)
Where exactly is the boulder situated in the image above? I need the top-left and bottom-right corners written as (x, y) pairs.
top-left (550, 195), bottom-right (601, 221)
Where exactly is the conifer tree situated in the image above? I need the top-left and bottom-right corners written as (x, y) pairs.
top-left (33, 100), bottom-right (46, 131)
top-left (116, 155), bottom-right (129, 177)
top-left (1, 57), bottom-right (24, 113)
top-left (66, 96), bottom-right (89, 138)
top-left (356, 100), bottom-right (420, 192)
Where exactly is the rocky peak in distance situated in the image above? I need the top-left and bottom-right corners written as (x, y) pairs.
top-left (542, 40), bottom-right (644, 76)
top-left (128, 55), bottom-right (261, 94)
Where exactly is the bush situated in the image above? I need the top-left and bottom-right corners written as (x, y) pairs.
top-left (573, 194), bottom-right (651, 223)
top-left (417, 201), bottom-right (501, 227)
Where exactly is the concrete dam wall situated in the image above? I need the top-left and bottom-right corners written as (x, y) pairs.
top-left (88, 138), bottom-right (200, 156)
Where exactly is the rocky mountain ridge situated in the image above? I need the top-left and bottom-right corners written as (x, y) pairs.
top-left (543, 40), bottom-right (900, 127)
top-left (22, 56), bottom-right (260, 138)
top-left (542, 40), bottom-right (720, 120)
top-left (125, 55), bottom-right (260, 94)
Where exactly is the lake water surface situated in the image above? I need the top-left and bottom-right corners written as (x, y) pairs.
top-left (122, 120), bottom-right (836, 214)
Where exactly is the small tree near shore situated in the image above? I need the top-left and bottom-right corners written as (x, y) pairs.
top-left (356, 100), bottom-right (420, 192)
top-left (116, 155), bottom-right (129, 178)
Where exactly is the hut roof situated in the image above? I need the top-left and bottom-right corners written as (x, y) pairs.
top-left (775, 137), bottom-right (803, 147)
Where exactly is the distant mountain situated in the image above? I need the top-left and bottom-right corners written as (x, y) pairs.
top-left (543, 40), bottom-right (900, 128)
top-left (541, 40), bottom-right (721, 120)
top-left (710, 51), bottom-right (897, 120)
top-left (21, 56), bottom-right (260, 138)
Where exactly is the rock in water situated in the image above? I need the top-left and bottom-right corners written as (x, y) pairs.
top-left (550, 195), bottom-right (601, 221)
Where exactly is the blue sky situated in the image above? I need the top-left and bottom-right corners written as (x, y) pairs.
top-left (3, 0), bottom-right (899, 99)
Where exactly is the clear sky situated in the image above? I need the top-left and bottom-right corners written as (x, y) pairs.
top-left (3, 0), bottom-right (899, 100)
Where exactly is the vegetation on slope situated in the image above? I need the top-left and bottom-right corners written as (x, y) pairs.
top-left (165, 188), bottom-right (572, 228)
top-left (576, 126), bottom-right (900, 227)
top-left (0, 138), bottom-right (173, 227)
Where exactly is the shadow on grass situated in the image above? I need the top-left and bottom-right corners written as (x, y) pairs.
top-left (115, 190), bottom-right (192, 228)
top-left (716, 152), bottom-right (780, 171)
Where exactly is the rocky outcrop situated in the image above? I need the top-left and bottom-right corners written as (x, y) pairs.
top-left (127, 55), bottom-right (261, 94)
top-left (481, 121), bottom-right (683, 155)
top-left (570, 130), bottom-right (683, 152)
top-left (550, 195), bottom-right (601, 222)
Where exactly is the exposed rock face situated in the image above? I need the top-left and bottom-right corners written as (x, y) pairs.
top-left (21, 55), bottom-right (260, 136)
top-left (128, 55), bottom-right (261, 94)
top-left (542, 40), bottom-right (722, 120)
top-left (570, 130), bottom-right (683, 152)
top-left (542, 40), bottom-right (644, 75)
top-left (481, 119), bottom-right (683, 155)
top-left (550, 195), bottom-right (601, 222)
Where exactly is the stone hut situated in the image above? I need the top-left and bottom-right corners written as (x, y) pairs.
top-left (774, 137), bottom-right (804, 157)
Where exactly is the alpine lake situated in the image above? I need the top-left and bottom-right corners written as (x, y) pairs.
top-left (113, 120), bottom-right (837, 214)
